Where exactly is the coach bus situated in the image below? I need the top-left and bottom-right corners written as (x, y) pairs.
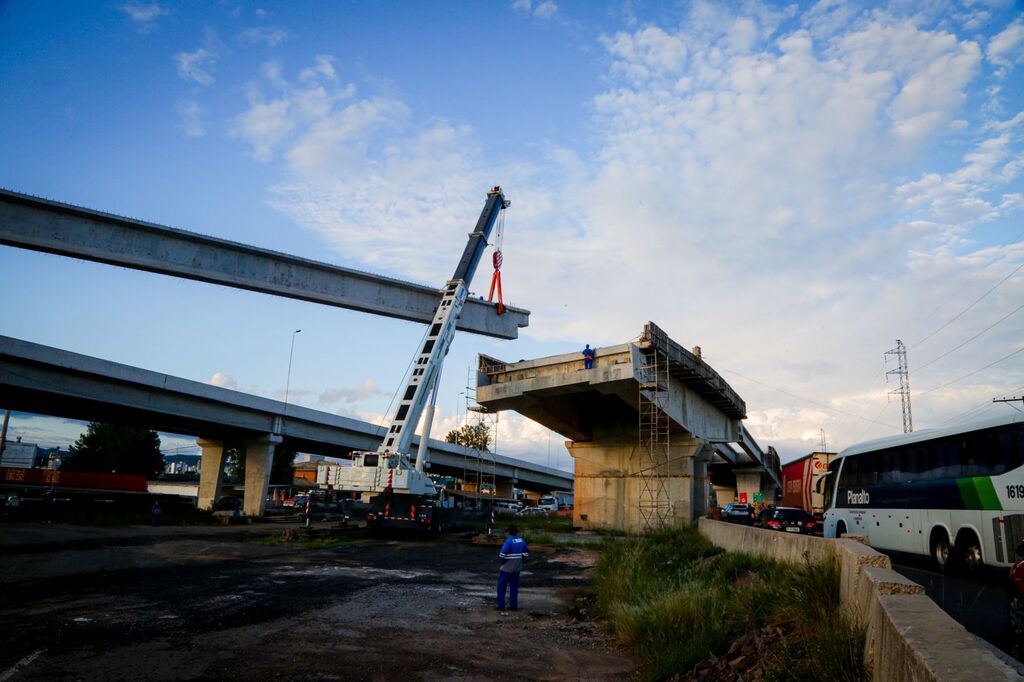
top-left (823, 412), bottom-right (1024, 569)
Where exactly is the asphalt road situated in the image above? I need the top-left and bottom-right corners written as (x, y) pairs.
top-left (887, 550), bottom-right (1017, 658)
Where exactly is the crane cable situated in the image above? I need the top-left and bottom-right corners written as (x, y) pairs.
top-left (487, 206), bottom-right (506, 315)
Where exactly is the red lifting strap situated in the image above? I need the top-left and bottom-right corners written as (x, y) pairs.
top-left (487, 249), bottom-right (505, 315)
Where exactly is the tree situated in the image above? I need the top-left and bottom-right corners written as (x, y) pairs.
top-left (62, 422), bottom-right (164, 478)
top-left (445, 423), bottom-right (491, 451)
top-left (225, 445), bottom-right (297, 485)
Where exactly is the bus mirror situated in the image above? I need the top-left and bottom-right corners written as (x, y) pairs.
top-left (1017, 542), bottom-right (1024, 559)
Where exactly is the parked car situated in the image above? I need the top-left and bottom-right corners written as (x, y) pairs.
top-left (764, 506), bottom-right (818, 535)
top-left (518, 506), bottom-right (548, 516)
top-left (722, 503), bottom-right (755, 524)
top-left (1008, 542), bottom-right (1024, 644)
top-left (213, 495), bottom-right (241, 512)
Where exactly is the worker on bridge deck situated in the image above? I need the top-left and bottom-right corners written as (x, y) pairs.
top-left (582, 344), bottom-right (595, 369)
top-left (497, 525), bottom-right (529, 612)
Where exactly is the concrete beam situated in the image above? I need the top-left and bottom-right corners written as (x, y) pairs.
top-left (0, 188), bottom-right (528, 339)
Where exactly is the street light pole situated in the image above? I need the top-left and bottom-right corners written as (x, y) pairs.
top-left (284, 329), bottom-right (302, 411)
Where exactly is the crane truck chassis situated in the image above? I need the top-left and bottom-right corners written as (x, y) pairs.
top-left (333, 187), bottom-right (510, 534)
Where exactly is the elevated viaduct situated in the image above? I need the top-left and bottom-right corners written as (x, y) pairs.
top-left (0, 335), bottom-right (571, 515)
top-left (476, 322), bottom-right (779, 533)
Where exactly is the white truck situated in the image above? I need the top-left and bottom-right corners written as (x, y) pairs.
top-left (334, 187), bottom-right (511, 532)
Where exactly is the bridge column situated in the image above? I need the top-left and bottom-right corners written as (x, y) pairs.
top-left (568, 433), bottom-right (708, 533)
top-left (242, 434), bottom-right (282, 517)
top-left (735, 468), bottom-right (763, 505)
top-left (197, 438), bottom-right (226, 510)
top-left (494, 479), bottom-right (515, 498)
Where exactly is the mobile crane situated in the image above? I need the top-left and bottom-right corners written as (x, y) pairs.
top-left (333, 186), bottom-right (510, 532)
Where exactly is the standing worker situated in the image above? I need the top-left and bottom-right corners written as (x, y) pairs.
top-left (151, 500), bottom-right (161, 527)
top-left (582, 344), bottom-right (595, 369)
top-left (496, 525), bottom-right (529, 612)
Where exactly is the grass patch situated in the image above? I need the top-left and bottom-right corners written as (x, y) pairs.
top-left (496, 513), bottom-right (573, 533)
top-left (524, 530), bottom-right (556, 545)
top-left (593, 525), bottom-right (866, 681)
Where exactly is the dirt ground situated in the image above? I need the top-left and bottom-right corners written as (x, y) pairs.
top-left (0, 523), bottom-right (634, 681)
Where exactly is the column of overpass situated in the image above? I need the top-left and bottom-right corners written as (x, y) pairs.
top-left (197, 435), bottom-right (282, 516)
top-left (197, 438), bottom-right (226, 510)
top-left (243, 434), bottom-right (282, 516)
top-left (568, 432), bottom-right (712, 533)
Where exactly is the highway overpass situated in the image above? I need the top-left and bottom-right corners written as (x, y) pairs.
top-left (0, 335), bottom-right (572, 514)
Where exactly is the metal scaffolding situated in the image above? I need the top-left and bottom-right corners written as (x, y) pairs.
top-left (637, 339), bottom-right (672, 530)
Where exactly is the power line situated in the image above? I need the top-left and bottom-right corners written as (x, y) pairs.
top-left (716, 366), bottom-right (899, 429)
top-left (915, 300), bottom-right (1024, 373)
top-left (910, 260), bottom-right (1024, 349)
top-left (920, 345), bottom-right (1024, 395)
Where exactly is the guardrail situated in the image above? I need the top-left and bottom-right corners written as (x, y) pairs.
top-left (698, 519), bottom-right (1019, 681)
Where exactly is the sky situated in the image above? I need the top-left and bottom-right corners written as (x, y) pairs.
top-left (1, 0), bottom-right (1023, 471)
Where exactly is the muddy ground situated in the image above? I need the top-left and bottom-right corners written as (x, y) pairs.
top-left (0, 523), bottom-right (634, 681)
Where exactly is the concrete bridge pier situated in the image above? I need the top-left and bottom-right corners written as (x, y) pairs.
top-left (197, 438), bottom-right (226, 510)
top-left (494, 478), bottom-right (515, 498)
top-left (568, 433), bottom-right (712, 533)
top-left (243, 434), bottom-right (282, 517)
top-left (734, 467), bottom-right (778, 505)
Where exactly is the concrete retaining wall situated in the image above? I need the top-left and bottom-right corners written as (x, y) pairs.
top-left (698, 518), bottom-right (1019, 681)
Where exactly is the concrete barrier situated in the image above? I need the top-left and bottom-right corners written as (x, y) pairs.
top-left (698, 518), bottom-right (1019, 681)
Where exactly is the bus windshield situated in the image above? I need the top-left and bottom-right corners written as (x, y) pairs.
top-left (823, 459), bottom-right (840, 510)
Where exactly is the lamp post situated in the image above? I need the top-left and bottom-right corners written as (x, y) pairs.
top-left (284, 329), bottom-right (301, 410)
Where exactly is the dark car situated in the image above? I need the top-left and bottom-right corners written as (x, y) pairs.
top-left (213, 495), bottom-right (242, 512)
top-left (722, 503), bottom-right (755, 524)
top-left (764, 506), bottom-right (818, 535)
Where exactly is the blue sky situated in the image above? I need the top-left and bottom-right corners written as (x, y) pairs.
top-left (1, 0), bottom-right (1023, 468)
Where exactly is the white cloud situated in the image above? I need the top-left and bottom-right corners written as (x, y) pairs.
top-left (177, 99), bottom-right (207, 137)
top-left (241, 27), bottom-right (289, 48)
top-left (317, 379), bottom-right (386, 405)
top-left (175, 47), bottom-right (216, 85)
top-left (118, 2), bottom-right (167, 31)
top-left (229, 56), bottom-right (357, 163)
top-left (988, 18), bottom-right (1024, 69)
top-left (511, 0), bottom-right (558, 20)
top-left (534, 1), bottom-right (558, 19)
top-left (209, 372), bottom-right (238, 389)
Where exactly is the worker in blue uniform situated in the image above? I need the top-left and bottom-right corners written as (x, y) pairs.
top-left (497, 525), bottom-right (529, 611)
top-left (582, 344), bottom-right (595, 369)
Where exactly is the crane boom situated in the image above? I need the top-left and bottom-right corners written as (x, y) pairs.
top-left (377, 186), bottom-right (507, 456)
top-left (331, 187), bottom-right (510, 506)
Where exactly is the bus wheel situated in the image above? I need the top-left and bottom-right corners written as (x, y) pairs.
top-left (955, 530), bottom-right (983, 573)
top-left (836, 521), bottom-right (847, 538)
top-left (931, 530), bottom-right (951, 568)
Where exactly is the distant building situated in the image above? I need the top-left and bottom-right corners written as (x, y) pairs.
top-left (163, 453), bottom-right (200, 475)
